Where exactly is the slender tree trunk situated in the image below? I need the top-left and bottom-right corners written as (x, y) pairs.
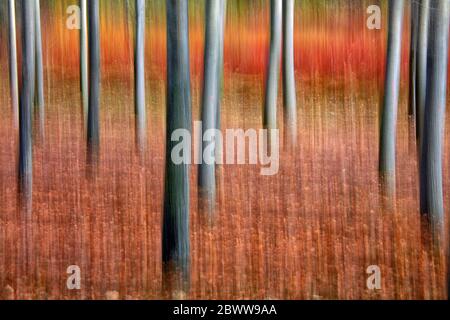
top-left (163, 0), bottom-right (192, 295)
top-left (87, 0), bottom-right (100, 163)
top-left (199, 0), bottom-right (223, 214)
top-left (379, 0), bottom-right (404, 191)
top-left (19, 0), bottom-right (36, 274)
top-left (19, 0), bottom-right (35, 203)
top-left (77, 0), bottom-right (88, 287)
top-left (408, 0), bottom-right (419, 118)
top-left (8, 0), bottom-right (19, 127)
top-left (282, 0), bottom-right (297, 145)
top-left (34, 0), bottom-right (44, 133)
top-left (419, 0), bottom-right (449, 245)
top-left (416, 0), bottom-right (430, 146)
top-left (264, 0), bottom-right (282, 132)
top-left (135, 0), bottom-right (146, 153)
top-left (80, 0), bottom-right (88, 125)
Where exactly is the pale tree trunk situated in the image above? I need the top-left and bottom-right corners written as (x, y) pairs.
top-left (379, 0), bottom-right (404, 192)
top-left (282, 0), bottom-right (297, 145)
top-left (199, 0), bottom-right (224, 214)
top-left (264, 0), bottom-right (282, 132)
top-left (80, 0), bottom-right (88, 125)
top-left (19, 0), bottom-right (36, 207)
top-left (419, 0), bottom-right (449, 247)
top-left (163, 0), bottom-right (192, 296)
top-left (416, 0), bottom-right (430, 146)
top-left (8, 0), bottom-right (19, 127)
top-left (135, 0), bottom-right (146, 154)
top-left (87, 0), bottom-right (100, 164)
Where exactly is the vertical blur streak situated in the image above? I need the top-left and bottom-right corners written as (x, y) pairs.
top-left (419, 0), bottom-right (449, 250)
top-left (18, 0), bottom-right (36, 290)
top-left (264, 0), bottom-right (282, 133)
top-left (409, 0), bottom-right (419, 118)
top-left (163, 0), bottom-right (192, 297)
top-left (215, 0), bottom-right (228, 167)
top-left (135, 0), bottom-right (146, 154)
top-left (125, 0), bottom-right (134, 87)
top-left (0, 0), bottom-right (448, 300)
top-left (8, 0), bottom-right (19, 128)
top-left (19, 0), bottom-right (35, 209)
top-left (199, 0), bottom-right (222, 215)
top-left (379, 0), bottom-right (404, 193)
top-left (80, 0), bottom-right (88, 125)
top-left (282, 0), bottom-right (297, 146)
top-left (87, 0), bottom-right (100, 166)
top-left (416, 0), bottom-right (430, 147)
top-left (34, 0), bottom-right (45, 137)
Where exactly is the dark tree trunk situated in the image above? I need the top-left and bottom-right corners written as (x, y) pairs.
top-left (87, 0), bottom-right (100, 164)
top-left (408, 0), bottom-right (419, 118)
top-left (419, 0), bottom-right (449, 246)
top-left (416, 0), bottom-right (430, 146)
top-left (34, 0), bottom-right (44, 136)
top-left (163, 0), bottom-right (192, 295)
top-left (19, 0), bottom-right (36, 204)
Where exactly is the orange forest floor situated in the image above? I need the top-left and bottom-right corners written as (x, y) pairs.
top-left (0, 0), bottom-right (449, 299)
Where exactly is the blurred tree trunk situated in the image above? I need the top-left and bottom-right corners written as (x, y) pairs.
top-left (163, 0), bottom-right (192, 296)
top-left (34, 0), bottom-right (44, 135)
top-left (282, 0), bottom-right (297, 145)
top-left (416, 0), bottom-right (430, 146)
top-left (264, 0), bottom-right (282, 132)
top-left (87, 0), bottom-right (100, 164)
top-left (419, 0), bottom-right (449, 247)
top-left (408, 0), bottom-right (419, 118)
top-left (199, 0), bottom-right (223, 214)
top-left (8, 0), bottom-right (19, 127)
top-left (19, 0), bottom-right (35, 205)
top-left (135, 0), bottom-right (146, 153)
top-left (379, 0), bottom-right (404, 191)
top-left (80, 0), bottom-right (88, 125)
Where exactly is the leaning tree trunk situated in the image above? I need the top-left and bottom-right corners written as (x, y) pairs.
top-left (19, 0), bottom-right (35, 205)
top-left (80, 0), bottom-right (88, 125)
top-left (8, 0), bottom-right (19, 127)
top-left (135, 0), bottom-right (146, 153)
top-left (408, 0), bottom-right (419, 118)
top-left (419, 0), bottom-right (449, 246)
top-left (87, 0), bottom-right (100, 163)
top-left (416, 0), bottom-right (430, 146)
top-left (263, 0), bottom-right (282, 132)
top-left (282, 0), bottom-right (297, 145)
top-left (163, 0), bottom-right (192, 295)
top-left (199, 0), bottom-right (223, 214)
top-left (379, 0), bottom-right (404, 191)
top-left (34, 0), bottom-right (44, 133)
